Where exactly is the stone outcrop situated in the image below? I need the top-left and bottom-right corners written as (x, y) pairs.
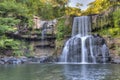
top-left (104, 36), bottom-right (120, 63)
top-left (0, 56), bottom-right (58, 64)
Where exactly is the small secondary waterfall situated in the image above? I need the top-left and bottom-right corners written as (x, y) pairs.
top-left (60, 16), bottom-right (110, 63)
top-left (41, 22), bottom-right (48, 39)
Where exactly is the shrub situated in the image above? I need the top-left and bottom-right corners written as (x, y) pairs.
top-left (56, 18), bottom-right (71, 40)
top-left (113, 8), bottom-right (120, 28)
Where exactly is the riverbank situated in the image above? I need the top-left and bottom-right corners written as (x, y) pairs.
top-left (0, 55), bottom-right (120, 64)
top-left (0, 56), bottom-right (58, 64)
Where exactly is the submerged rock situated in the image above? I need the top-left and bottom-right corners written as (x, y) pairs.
top-left (20, 56), bottom-right (28, 63)
top-left (112, 59), bottom-right (120, 64)
top-left (7, 58), bottom-right (22, 64)
top-left (0, 60), bottom-right (4, 64)
top-left (0, 57), bottom-right (22, 64)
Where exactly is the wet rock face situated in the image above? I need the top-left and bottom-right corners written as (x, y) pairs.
top-left (67, 37), bottom-right (82, 62)
top-left (88, 35), bottom-right (110, 63)
top-left (93, 34), bottom-right (106, 46)
top-left (96, 56), bottom-right (111, 63)
top-left (92, 34), bottom-right (111, 63)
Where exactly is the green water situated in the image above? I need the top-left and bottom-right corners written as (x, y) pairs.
top-left (0, 64), bottom-right (120, 80)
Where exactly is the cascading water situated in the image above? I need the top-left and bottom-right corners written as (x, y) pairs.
top-left (41, 22), bottom-right (48, 39)
top-left (60, 16), bottom-right (110, 64)
top-left (41, 22), bottom-right (48, 56)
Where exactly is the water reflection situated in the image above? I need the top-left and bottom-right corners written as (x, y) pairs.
top-left (0, 64), bottom-right (120, 80)
top-left (63, 64), bottom-right (111, 80)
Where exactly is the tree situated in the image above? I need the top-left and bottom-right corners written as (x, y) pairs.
top-left (16, 0), bottom-right (69, 20)
top-left (65, 7), bottom-right (81, 16)
top-left (0, 0), bottom-right (32, 56)
top-left (84, 0), bottom-right (120, 15)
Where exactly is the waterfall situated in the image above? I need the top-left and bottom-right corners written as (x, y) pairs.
top-left (60, 16), bottom-right (110, 64)
top-left (41, 22), bottom-right (47, 39)
top-left (41, 22), bottom-right (47, 56)
top-left (89, 36), bottom-right (96, 63)
top-left (81, 36), bottom-right (89, 63)
top-left (72, 16), bottom-right (90, 37)
top-left (101, 44), bottom-right (109, 63)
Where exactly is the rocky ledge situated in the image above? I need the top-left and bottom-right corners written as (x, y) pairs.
top-left (0, 56), bottom-right (58, 64)
top-left (1, 56), bottom-right (120, 64)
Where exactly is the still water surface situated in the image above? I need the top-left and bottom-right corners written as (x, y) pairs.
top-left (0, 64), bottom-right (120, 80)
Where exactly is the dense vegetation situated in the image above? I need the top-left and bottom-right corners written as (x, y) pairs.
top-left (84, 0), bottom-right (120, 37)
top-left (0, 0), bottom-right (120, 56)
top-left (0, 0), bottom-right (68, 56)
